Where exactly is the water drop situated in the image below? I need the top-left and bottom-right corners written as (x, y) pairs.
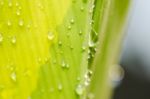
top-left (0, 33), bottom-right (3, 43)
top-left (19, 20), bottom-right (24, 26)
top-left (61, 61), bottom-right (66, 68)
top-left (80, 6), bottom-right (84, 11)
top-left (89, 40), bottom-right (95, 47)
top-left (11, 36), bottom-right (16, 44)
top-left (58, 41), bottom-right (62, 46)
top-left (8, 2), bottom-right (12, 7)
top-left (10, 72), bottom-right (17, 82)
top-left (75, 84), bottom-right (84, 96)
top-left (67, 25), bottom-right (71, 30)
top-left (70, 19), bottom-right (75, 24)
top-left (58, 84), bottom-right (63, 91)
top-left (82, 46), bottom-right (86, 52)
top-left (47, 32), bottom-right (55, 41)
top-left (7, 20), bottom-right (12, 27)
top-left (16, 10), bottom-right (21, 16)
top-left (79, 31), bottom-right (83, 36)
top-left (15, 2), bottom-right (19, 7)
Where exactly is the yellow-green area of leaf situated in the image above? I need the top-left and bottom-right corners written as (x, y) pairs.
top-left (0, 0), bottom-right (70, 99)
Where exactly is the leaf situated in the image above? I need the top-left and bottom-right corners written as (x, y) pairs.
top-left (0, 0), bottom-right (93, 99)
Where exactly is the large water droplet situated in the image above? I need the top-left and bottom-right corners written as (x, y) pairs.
top-left (47, 32), bottom-right (55, 41)
top-left (75, 84), bottom-right (84, 96)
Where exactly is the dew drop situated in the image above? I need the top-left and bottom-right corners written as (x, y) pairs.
top-left (75, 84), bottom-right (84, 96)
top-left (82, 46), bottom-right (86, 52)
top-left (11, 36), bottom-right (16, 44)
top-left (79, 31), bottom-right (83, 36)
top-left (47, 32), bottom-right (55, 41)
top-left (61, 61), bottom-right (66, 68)
top-left (58, 84), bottom-right (63, 91)
top-left (15, 2), bottom-right (19, 7)
top-left (0, 33), bottom-right (3, 43)
top-left (16, 10), bottom-right (21, 16)
top-left (19, 20), bottom-right (24, 26)
top-left (58, 41), bottom-right (62, 46)
top-left (10, 72), bottom-right (17, 82)
top-left (70, 19), bottom-right (75, 24)
top-left (80, 6), bottom-right (84, 11)
top-left (7, 20), bottom-right (12, 27)
top-left (67, 25), bottom-right (71, 30)
top-left (8, 2), bottom-right (12, 7)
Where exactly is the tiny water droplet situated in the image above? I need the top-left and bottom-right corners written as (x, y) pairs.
top-left (58, 41), bottom-right (62, 46)
top-left (47, 32), bottom-right (55, 41)
top-left (0, 33), bottom-right (3, 43)
top-left (61, 61), bottom-right (66, 68)
top-left (89, 41), bottom-right (95, 47)
top-left (82, 46), bottom-right (86, 52)
top-left (11, 36), bottom-right (16, 44)
top-left (80, 6), bottom-right (84, 11)
top-left (15, 2), bottom-right (19, 7)
top-left (79, 31), bottom-right (83, 36)
top-left (58, 84), bottom-right (63, 91)
top-left (7, 20), bottom-right (12, 26)
top-left (19, 20), bottom-right (24, 26)
top-left (16, 10), bottom-right (21, 16)
top-left (8, 2), bottom-right (12, 7)
top-left (75, 84), bottom-right (84, 96)
top-left (67, 25), bottom-right (71, 30)
top-left (70, 19), bottom-right (75, 24)
top-left (10, 72), bottom-right (17, 82)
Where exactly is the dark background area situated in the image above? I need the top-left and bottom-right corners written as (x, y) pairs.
top-left (113, 65), bottom-right (150, 99)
